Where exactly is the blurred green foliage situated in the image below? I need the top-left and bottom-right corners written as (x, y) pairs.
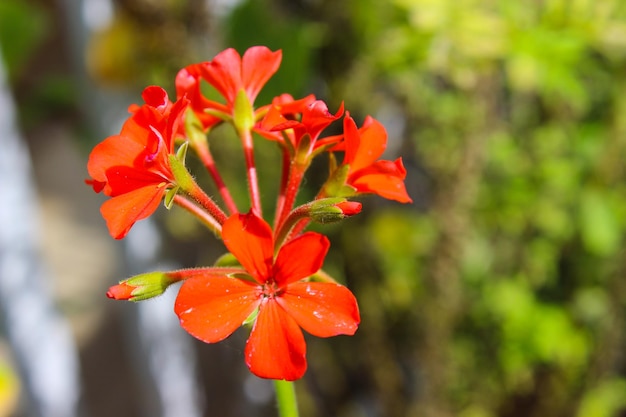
top-left (0, 0), bottom-right (48, 81)
top-left (218, 0), bottom-right (626, 416)
top-left (324, 0), bottom-right (626, 416)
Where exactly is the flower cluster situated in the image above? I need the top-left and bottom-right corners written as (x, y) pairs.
top-left (87, 46), bottom-right (411, 381)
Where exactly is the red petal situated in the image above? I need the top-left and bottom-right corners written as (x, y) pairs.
top-left (105, 165), bottom-right (169, 197)
top-left (273, 232), bottom-right (329, 286)
top-left (258, 104), bottom-right (289, 133)
top-left (100, 184), bottom-right (167, 239)
top-left (106, 282), bottom-right (135, 300)
top-left (222, 213), bottom-right (274, 284)
top-left (350, 116), bottom-right (387, 172)
top-left (277, 282), bottom-right (360, 337)
top-left (121, 106), bottom-right (166, 148)
top-left (271, 93), bottom-right (316, 115)
top-left (336, 201), bottom-right (362, 216)
top-left (203, 48), bottom-right (243, 105)
top-left (175, 64), bottom-right (223, 129)
top-left (87, 134), bottom-right (145, 186)
top-left (241, 46), bottom-right (282, 104)
top-left (141, 86), bottom-right (170, 111)
top-left (245, 299), bottom-right (306, 381)
top-left (175, 275), bottom-right (260, 343)
top-left (164, 96), bottom-right (189, 151)
top-left (351, 159), bottom-right (412, 203)
top-left (342, 114), bottom-right (360, 166)
top-left (299, 101), bottom-right (344, 142)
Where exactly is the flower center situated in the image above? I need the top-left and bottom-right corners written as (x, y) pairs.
top-left (261, 279), bottom-right (282, 299)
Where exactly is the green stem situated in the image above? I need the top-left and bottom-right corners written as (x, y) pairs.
top-left (274, 380), bottom-right (299, 417)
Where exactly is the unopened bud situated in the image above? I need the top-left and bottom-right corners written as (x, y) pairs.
top-left (106, 271), bottom-right (178, 302)
top-left (309, 198), bottom-right (362, 224)
top-left (335, 201), bottom-right (362, 216)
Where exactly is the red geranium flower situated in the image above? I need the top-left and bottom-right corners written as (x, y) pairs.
top-left (335, 113), bottom-right (412, 203)
top-left (174, 212), bottom-right (360, 380)
top-left (175, 63), bottom-right (224, 129)
top-left (259, 98), bottom-right (344, 156)
top-left (176, 46), bottom-right (282, 129)
top-left (86, 86), bottom-right (188, 239)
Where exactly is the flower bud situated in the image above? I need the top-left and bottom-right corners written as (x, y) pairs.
top-left (106, 271), bottom-right (178, 302)
top-left (309, 198), bottom-right (362, 224)
top-left (335, 201), bottom-right (362, 216)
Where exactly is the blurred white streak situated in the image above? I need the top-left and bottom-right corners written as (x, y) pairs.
top-left (126, 220), bottom-right (205, 417)
top-left (0, 45), bottom-right (81, 417)
top-left (82, 0), bottom-right (114, 32)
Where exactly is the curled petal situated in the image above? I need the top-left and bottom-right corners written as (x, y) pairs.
top-left (299, 101), bottom-right (344, 142)
top-left (273, 232), bottom-right (329, 286)
top-left (278, 282), bottom-right (360, 337)
top-left (222, 213), bottom-right (274, 283)
top-left (245, 299), bottom-right (306, 381)
top-left (175, 275), bottom-right (260, 343)
top-left (141, 86), bottom-right (170, 112)
top-left (100, 184), bottom-right (168, 239)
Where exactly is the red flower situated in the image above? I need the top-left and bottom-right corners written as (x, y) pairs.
top-left (176, 46), bottom-right (282, 129)
top-left (335, 113), bottom-right (412, 203)
top-left (174, 212), bottom-right (360, 380)
top-left (86, 86), bottom-right (188, 239)
top-left (175, 63), bottom-right (224, 129)
top-left (259, 98), bottom-right (344, 155)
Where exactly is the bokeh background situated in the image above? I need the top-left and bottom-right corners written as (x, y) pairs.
top-left (2, 0), bottom-right (626, 416)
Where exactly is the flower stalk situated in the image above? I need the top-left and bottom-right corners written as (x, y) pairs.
top-left (274, 380), bottom-right (299, 417)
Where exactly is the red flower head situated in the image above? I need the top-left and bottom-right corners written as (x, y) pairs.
top-left (259, 98), bottom-right (344, 156)
top-left (334, 113), bottom-right (412, 203)
top-left (176, 46), bottom-right (282, 130)
top-left (86, 86), bottom-right (188, 239)
top-left (174, 212), bottom-right (360, 380)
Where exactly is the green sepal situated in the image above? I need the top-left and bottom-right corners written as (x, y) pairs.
top-left (184, 108), bottom-right (208, 149)
top-left (229, 272), bottom-right (258, 284)
top-left (243, 307), bottom-right (259, 326)
top-left (309, 197), bottom-right (346, 209)
top-left (125, 271), bottom-right (178, 302)
top-left (233, 89), bottom-right (255, 133)
top-left (309, 197), bottom-right (349, 224)
top-left (309, 269), bottom-right (339, 284)
top-left (328, 152), bottom-right (338, 173)
top-left (294, 133), bottom-right (313, 166)
top-left (214, 252), bottom-right (240, 267)
top-left (322, 164), bottom-right (357, 197)
top-left (168, 154), bottom-right (194, 192)
top-left (176, 141), bottom-right (189, 164)
top-left (204, 108), bottom-right (232, 122)
top-left (310, 140), bottom-right (339, 161)
top-left (281, 130), bottom-right (296, 157)
top-left (164, 185), bottom-right (180, 209)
